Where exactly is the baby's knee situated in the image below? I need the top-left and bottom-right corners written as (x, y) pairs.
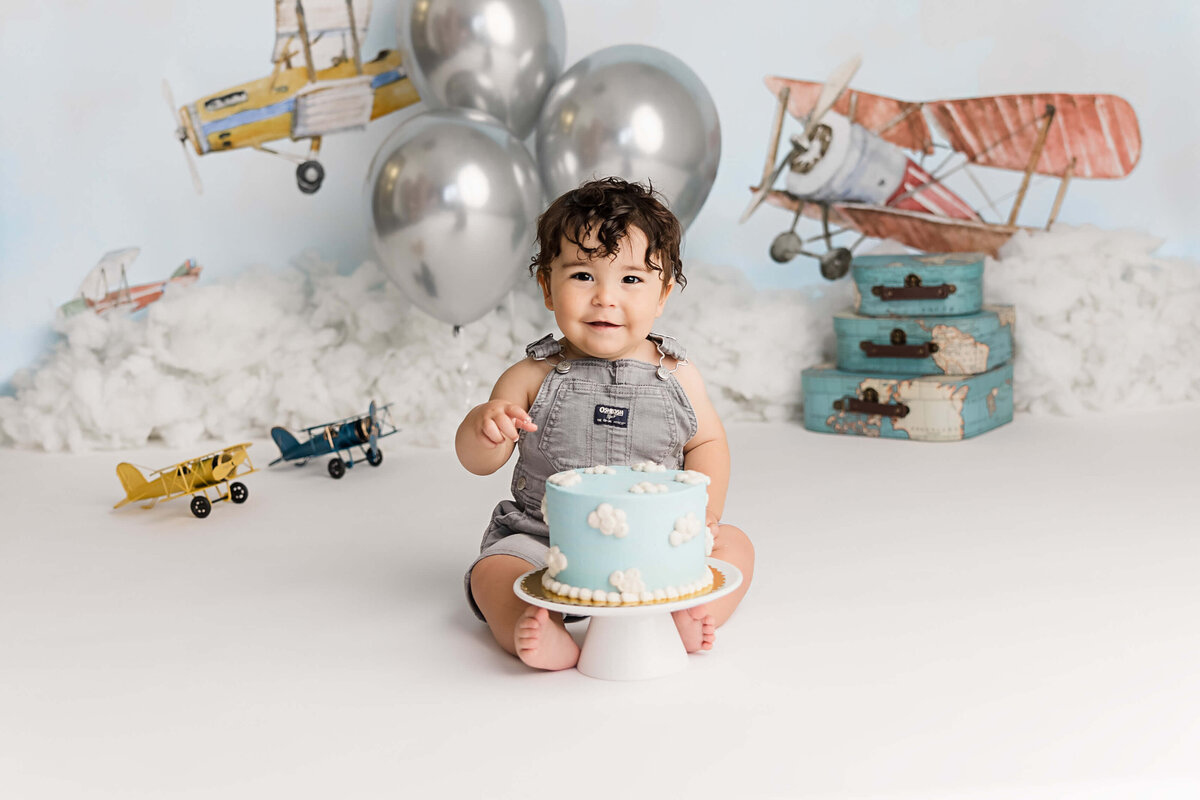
top-left (716, 524), bottom-right (754, 563)
top-left (470, 553), bottom-right (531, 594)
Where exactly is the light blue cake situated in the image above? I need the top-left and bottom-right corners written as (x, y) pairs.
top-left (541, 464), bottom-right (713, 605)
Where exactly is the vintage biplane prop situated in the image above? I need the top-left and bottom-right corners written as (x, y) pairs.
top-left (114, 444), bottom-right (256, 519)
top-left (167, 0), bottom-right (420, 194)
top-left (269, 400), bottom-right (398, 478)
top-left (58, 248), bottom-right (202, 319)
top-left (742, 57), bottom-right (1142, 279)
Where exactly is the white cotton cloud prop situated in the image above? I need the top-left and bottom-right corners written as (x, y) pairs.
top-left (1, 226), bottom-right (1197, 452)
top-left (989, 226), bottom-right (1200, 414)
top-left (0, 252), bottom-right (555, 452)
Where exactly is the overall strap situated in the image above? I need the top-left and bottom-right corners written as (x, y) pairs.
top-left (649, 332), bottom-right (687, 361)
top-left (648, 332), bottom-right (688, 381)
top-left (525, 334), bottom-right (563, 360)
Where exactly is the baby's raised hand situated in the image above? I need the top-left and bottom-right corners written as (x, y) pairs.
top-left (477, 400), bottom-right (538, 447)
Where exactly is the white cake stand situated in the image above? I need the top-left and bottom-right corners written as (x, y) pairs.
top-left (513, 558), bottom-right (742, 681)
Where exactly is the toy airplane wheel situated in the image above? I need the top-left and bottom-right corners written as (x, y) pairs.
top-left (190, 496), bottom-right (212, 518)
top-left (229, 482), bottom-right (249, 504)
top-left (769, 231), bottom-right (804, 263)
top-left (297, 161), bottom-right (325, 194)
top-left (819, 247), bottom-right (853, 280)
top-left (367, 448), bottom-right (383, 467)
top-left (328, 457), bottom-right (346, 479)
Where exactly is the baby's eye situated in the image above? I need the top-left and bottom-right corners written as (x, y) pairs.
top-left (622, 275), bottom-right (643, 284)
top-left (570, 272), bottom-right (594, 281)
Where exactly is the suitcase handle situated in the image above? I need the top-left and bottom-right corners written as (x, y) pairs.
top-left (833, 388), bottom-right (909, 418)
top-left (871, 272), bottom-right (956, 300)
top-left (859, 328), bottom-right (939, 359)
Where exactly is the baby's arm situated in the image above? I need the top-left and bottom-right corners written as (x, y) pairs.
top-left (675, 362), bottom-right (730, 525)
top-left (455, 359), bottom-right (542, 476)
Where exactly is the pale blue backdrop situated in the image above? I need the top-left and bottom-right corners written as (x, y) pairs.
top-left (2, 0), bottom-right (1196, 391)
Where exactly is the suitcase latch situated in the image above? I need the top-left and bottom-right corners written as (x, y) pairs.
top-left (860, 328), bottom-right (940, 359)
top-left (833, 387), bottom-right (910, 418)
top-left (872, 273), bottom-right (957, 300)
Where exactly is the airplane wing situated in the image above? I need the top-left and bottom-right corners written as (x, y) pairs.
top-left (831, 203), bottom-right (1019, 256)
top-left (273, 0), bottom-right (372, 72)
top-left (763, 191), bottom-right (1020, 256)
top-left (764, 76), bottom-right (934, 154)
top-left (924, 93), bottom-right (1140, 179)
top-left (78, 247), bottom-right (140, 301)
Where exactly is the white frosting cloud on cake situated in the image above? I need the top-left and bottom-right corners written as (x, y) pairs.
top-left (674, 469), bottom-right (711, 485)
top-left (609, 568), bottom-right (646, 594)
top-left (705, 526), bottom-right (715, 556)
top-left (669, 512), bottom-right (703, 547)
top-left (547, 470), bottom-right (581, 487)
top-left (629, 481), bottom-right (669, 494)
top-left (582, 465), bottom-right (616, 474)
top-left (545, 546), bottom-right (568, 577)
top-left (587, 503), bottom-right (628, 538)
top-left (631, 461), bottom-right (666, 472)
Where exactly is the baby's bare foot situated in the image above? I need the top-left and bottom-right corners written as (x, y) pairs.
top-left (673, 605), bottom-right (715, 653)
top-left (514, 607), bottom-right (580, 670)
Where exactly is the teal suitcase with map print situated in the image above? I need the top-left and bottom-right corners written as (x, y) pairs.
top-left (801, 361), bottom-right (1013, 442)
top-left (834, 305), bottom-right (1015, 376)
top-left (852, 253), bottom-right (985, 317)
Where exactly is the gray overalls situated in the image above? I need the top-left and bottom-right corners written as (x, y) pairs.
top-left (464, 332), bottom-right (699, 620)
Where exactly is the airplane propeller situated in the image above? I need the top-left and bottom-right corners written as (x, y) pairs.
top-left (367, 400), bottom-right (379, 455)
top-left (739, 54), bottom-right (862, 224)
top-left (162, 78), bottom-right (204, 195)
top-left (213, 447), bottom-right (246, 482)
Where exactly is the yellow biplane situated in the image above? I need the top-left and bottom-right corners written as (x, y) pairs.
top-left (167, 0), bottom-right (420, 194)
top-left (114, 444), bottom-right (256, 519)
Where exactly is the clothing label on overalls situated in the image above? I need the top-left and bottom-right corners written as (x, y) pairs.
top-left (593, 404), bottom-right (629, 428)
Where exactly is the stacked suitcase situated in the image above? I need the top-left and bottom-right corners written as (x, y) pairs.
top-left (801, 253), bottom-right (1014, 442)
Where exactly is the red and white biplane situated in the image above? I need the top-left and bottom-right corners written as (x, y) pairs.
top-left (57, 248), bottom-right (202, 318)
top-left (741, 57), bottom-right (1142, 279)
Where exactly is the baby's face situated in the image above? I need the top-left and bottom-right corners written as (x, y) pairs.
top-left (540, 226), bottom-right (672, 361)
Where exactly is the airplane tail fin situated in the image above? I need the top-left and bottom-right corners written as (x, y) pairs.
top-left (114, 462), bottom-right (148, 508)
top-left (270, 427), bottom-right (299, 464)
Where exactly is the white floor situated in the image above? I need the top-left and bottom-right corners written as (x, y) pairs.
top-left (2, 411), bottom-right (1198, 799)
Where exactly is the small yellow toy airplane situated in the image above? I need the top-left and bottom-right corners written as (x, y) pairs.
top-left (166, 0), bottom-right (420, 194)
top-left (114, 444), bottom-right (256, 518)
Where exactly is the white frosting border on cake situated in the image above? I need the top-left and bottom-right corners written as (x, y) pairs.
top-left (541, 565), bottom-right (714, 606)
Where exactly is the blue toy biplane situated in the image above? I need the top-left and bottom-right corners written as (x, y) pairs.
top-left (269, 401), bottom-right (399, 479)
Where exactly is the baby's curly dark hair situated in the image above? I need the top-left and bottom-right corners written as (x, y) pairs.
top-left (530, 177), bottom-right (685, 289)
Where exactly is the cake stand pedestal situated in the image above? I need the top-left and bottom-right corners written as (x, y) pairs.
top-left (514, 558), bottom-right (742, 681)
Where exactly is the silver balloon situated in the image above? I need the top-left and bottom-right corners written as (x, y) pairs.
top-left (535, 45), bottom-right (721, 230)
top-left (365, 108), bottom-right (544, 327)
top-left (398, 0), bottom-right (566, 140)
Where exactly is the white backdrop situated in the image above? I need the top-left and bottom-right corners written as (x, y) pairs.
top-left (2, 0), bottom-right (1197, 390)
